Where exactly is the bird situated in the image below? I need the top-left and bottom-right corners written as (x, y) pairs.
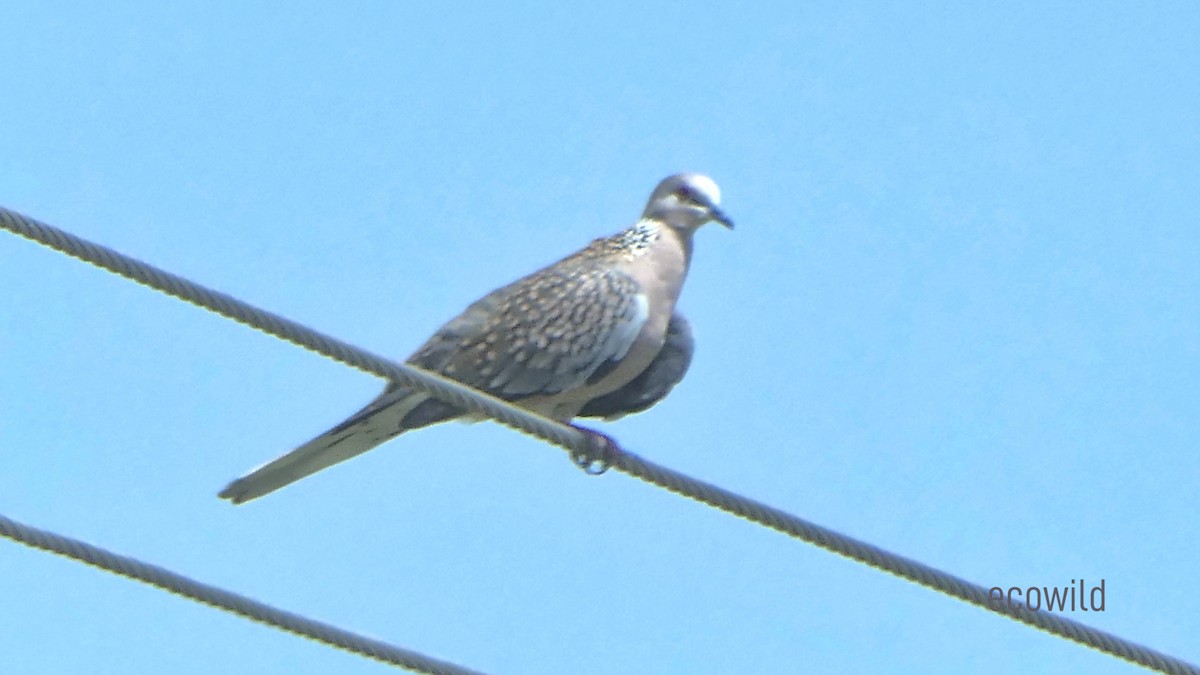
top-left (219, 173), bottom-right (733, 504)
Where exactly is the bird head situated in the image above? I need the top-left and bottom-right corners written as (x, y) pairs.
top-left (643, 173), bottom-right (734, 232)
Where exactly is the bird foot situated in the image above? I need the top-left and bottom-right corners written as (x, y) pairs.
top-left (569, 425), bottom-right (619, 475)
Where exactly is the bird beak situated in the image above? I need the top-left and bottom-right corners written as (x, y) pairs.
top-left (709, 206), bottom-right (734, 229)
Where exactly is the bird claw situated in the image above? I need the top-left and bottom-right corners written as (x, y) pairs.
top-left (569, 426), bottom-right (618, 475)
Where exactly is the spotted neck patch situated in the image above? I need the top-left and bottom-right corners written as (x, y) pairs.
top-left (568, 219), bottom-right (663, 264)
top-left (606, 219), bottom-right (661, 256)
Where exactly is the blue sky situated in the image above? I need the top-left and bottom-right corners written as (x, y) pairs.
top-left (2, 3), bottom-right (1197, 673)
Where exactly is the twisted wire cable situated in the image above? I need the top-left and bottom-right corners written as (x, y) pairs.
top-left (611, 451), bottom-right (1197, 674)
top-left (0, 206), bottom-right (584, 453)
top-left (4, 205), bottom-right (1196, 674)
top-left (0, 512), bottom-right (487, 674)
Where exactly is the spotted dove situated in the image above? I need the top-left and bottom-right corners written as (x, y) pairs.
top-left (220, 173), bottom-right (732, 503)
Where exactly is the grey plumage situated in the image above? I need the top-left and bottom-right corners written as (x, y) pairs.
top-left (579, 312), bottom-right (694, 420)
top-left (220, 173), bottom-right (732, 504)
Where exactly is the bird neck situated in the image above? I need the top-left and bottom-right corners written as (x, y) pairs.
top-left (593, 219), bottom-right (694, 269)
top-left (661, 221), bottom-right (695, 270)
top-left (612, 219), bottom-right (661, 255)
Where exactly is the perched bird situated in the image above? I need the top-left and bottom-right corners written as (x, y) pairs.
top-left (219, 173), bottom-right (733, 504)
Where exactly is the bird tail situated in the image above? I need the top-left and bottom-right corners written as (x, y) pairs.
top-left (218, 387), bottom-right (435, 505)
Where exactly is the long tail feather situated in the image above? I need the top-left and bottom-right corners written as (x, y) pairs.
top-left (218, 389), bottom-right (429, 504)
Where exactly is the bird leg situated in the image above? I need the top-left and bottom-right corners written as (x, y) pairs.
top-left (568, 424), bottom-right (620, 475)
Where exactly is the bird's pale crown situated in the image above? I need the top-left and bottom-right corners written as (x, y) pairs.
top-left (643, 173), bottom-right (733, 230)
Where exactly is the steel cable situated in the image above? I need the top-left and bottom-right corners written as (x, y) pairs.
top-left (0, 512), bottom-right (487, 674)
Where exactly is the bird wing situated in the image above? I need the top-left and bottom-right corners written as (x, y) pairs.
top-left (219, 263), bottom-right (648, 504)
top-left (411, 263), bottom-right (649, 399)
top-left (578, 311), bottom-right (693, 420)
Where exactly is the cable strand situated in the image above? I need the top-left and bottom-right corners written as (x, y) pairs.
top-left (0, 206), bottom-right (583, 452)
top-left (614, 450), bottom-right (1192, 672)
top-left (0, 513), bottom-right (487, 675)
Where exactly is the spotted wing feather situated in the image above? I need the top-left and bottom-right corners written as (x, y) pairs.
top-left (408, 264), bottom-right (647, 403)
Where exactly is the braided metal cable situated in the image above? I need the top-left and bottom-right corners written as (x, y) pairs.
top-left (3, 204), bottom-right (1197, 673)
top-left (0, 206), bottom-right (584, 453)
top-left (0, 512), bottom-right (487, 674)
top-left (610, 450), bottom-right (1198, 674)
